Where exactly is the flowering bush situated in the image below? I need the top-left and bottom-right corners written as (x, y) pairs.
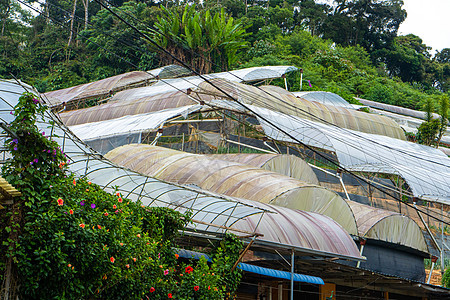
top-left (0, 93), bottom-right (243, 299)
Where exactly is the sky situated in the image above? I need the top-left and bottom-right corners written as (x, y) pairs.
top-left (398, 0), bottom-right (450, 54)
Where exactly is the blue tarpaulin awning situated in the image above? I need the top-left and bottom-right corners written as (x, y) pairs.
top-left (176, 248), bottom-right (324, 285)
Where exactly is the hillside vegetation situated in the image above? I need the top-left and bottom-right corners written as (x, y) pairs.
top-left (1, 0), bottom-right (449, 111)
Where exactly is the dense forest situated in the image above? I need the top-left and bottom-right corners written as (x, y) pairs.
top-left (1, 0), bottom-right (449, 111)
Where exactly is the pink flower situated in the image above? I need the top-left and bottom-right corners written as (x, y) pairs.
top-left (57, 198), bottom-right (64, 206)
top-left (118, 197), bottom-right (123, 203)
top-left (113, 204), bottom-right (117, 209)
top-left (104, 212), bottom-right (109, 216)
top-left (164, 269), bottom-right (169, 275)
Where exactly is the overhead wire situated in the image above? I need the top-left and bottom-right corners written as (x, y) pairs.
top-left (98, 0), bottom-right (450, 170)
top-left (92, 0), bottom-right (450, 204)
top-left (16, 0), bottom-right (450, 225)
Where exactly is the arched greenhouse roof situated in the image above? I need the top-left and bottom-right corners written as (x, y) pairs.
top-left (60, 90), bottom-right (203, 126)
top-left (105, 144), bottom-right (358, 235)
top-left (233, 200), bottom-right (361, 258)
top-left (147, 64), bottom-right (192, 79)
top-left (292, 91), bottom-right (354, 109)
top-left (356, 97), bottom-right (442, 121)
top-left (348, 201), bottom-right (428, 253)
top-left (208, 153), bottom-right (320, 185)
top-left (196, 79), bottom-right (406, 140)
top-left (46, 66), bottom-right (298, 109)
top-left (43, 71), bottom-right (156, 107)
top-left (247, 105), bottom-right (450, 203)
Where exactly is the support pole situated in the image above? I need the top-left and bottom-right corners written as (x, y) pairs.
top-left (278, 282), bottom-right (283, 300)
top-left (290, 249), bottom-right (295, 300)
top-left (442, 204), bottom-right (445, 280)
top-left (427, 256), bottom-right (438, 284)
top-left (283, 74), bottom-right (288, 91)
top-left (299, 69), bottom-right (303, 91)
top-left (356, 238), bottom-right (366, 268)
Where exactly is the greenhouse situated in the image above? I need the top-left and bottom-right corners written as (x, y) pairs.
top-left (196, 79), bottom-right (406, 140)
top-left (43, 71), bottom-right (156, 107)
top-left (105, 144), bottom-right (430, 254)
top-left (60, 90), bottom-right (204, 126)
top-left (45, 65), bottom-right (298, 110)
top-left (293, 91), bottom-right (355, 109)
top-left (207, 153), bottom-right (320, 185)
top-left (348, 201), bottom-right (428, 253)
top-left (249, 105), bottom-right (450, 203)
top-left (0, 78), bottom-right (367, 261)
top-left (105, 144), bottom-right (358, 235)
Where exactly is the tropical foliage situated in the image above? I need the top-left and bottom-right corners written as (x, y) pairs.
top-left (0, 0), bottom-right (449, 111)
top-left (149, 4), bottom-right (247, 73)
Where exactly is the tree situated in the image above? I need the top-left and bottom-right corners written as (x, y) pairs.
top-left (150, 4), bottom-right (247, 73)
top-left (321, 0), bottom-right (405, 52)
top-left (374, 34), bottom-right (429, 83)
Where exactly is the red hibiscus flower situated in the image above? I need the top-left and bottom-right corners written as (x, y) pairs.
top-left (149, 287), bottom-right (155, 293)
top-left (194, 286), bottom-right (199, 291)
top-left (110, 257), bottom-right (115, 263)
top-left (185, 266), bottom-right (193, 274)
top-left (57, 198), bottom-right (64, 206)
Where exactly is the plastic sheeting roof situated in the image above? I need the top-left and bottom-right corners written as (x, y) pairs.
top-left (348, 201), bottom-right (428, 253)
top-left (356, 97), bottom-right (442, 121)
top-left (46, 66), bottom-right (297, 109)
top-left (248, 105), bottom-right (450, 203)
top-left (196, 79), bottom-right (406, 140)
top-left (60, 90), bottom-right (204, 126)
top-left (69, 105), bottom-right (202, 141)
top-left (208, 153), bottom-right (320, 185)
top-left (106, 144), bottom-right (428, 253)
top-left (212, 66), bottom-right (298, 82)
top-left (147, 64), bottom-right (192, 79)
top-left (105, 144), bottom-right (359, 235)
top-left (293, 91), bottom-right (354, 109)
top-left (43, 71), bottom-right (156, 107)
top-left (0, 79), bottom-right (364, 261)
